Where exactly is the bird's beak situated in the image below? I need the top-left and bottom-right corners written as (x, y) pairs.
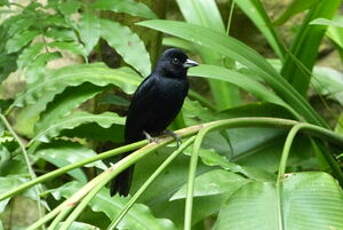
top-left (183, 59), bottom-right (198, 68)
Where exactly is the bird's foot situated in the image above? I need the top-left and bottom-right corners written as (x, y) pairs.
top-left (143, 130), bottom-right (159, 144)
top-left (163, 130), bottom-right (182, 147)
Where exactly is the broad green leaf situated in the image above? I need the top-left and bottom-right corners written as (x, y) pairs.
top-left (5, 30), bottom-right (39, 53)
top-left (12, 63), bottom-right (140, 136)
top-left (215, 172), bottom-right (343, 230)
top-left (189, 65), bottom-right (288, 108)
top-left (162, 37), bottom-right (194, 51)
top-left (274, 0), bottom-right (320, 25)
top-left (312, 66), bottom-right (343, 105)
top-left (234, 0), bottom-right (285, 59)
top-left (48, 41), bottom-right (87, 58)
top-left (311, 17), bottom-right (343, 49)
top-left (0, 175), bottom-right (37, 213)
top-left (310, 17), bottom-right (343, 28)
top-left (92, 0), bottom-right (157, 19)
top-left (45, 28), bottom-right (78, 42)
top-left (78, 13), bottom-right (101, 55)
top-left (138, 20), bottom-right (327, 127)
top-left (60, 121), bottom-right (125, 142)
top-left (0, 53), bottom-right (17, 83)
top-left (35, 141), bottom-right (107, 182)
top-left (25, 52), bottom-right (62, 84)
top-left (176, 0), bottom-right (240, 109)
top-left (132, 149), bottom-right (218, 228)
top-left (100, 19), bottom-right (151, 76)
top-left (335, 114), bottom-right (343, 135)
top-left (57, 0), bottom-right (81, 16)
top-left (0, 145), bottom-right (11, 175)
top-left (56, 222), bottom-right (100, 230)
top-left (17, 42), bottom-right (44, 69)
top-left (281, 0), bottom-right (341, 96)
top-left (194, 147), bottom-right (274, 181)
top-left (35, 84), bottom-right (103, 134)
top-left (0, 0), bottom-right (8, 6)
top-left (176, 0), bottom-right (225, 32)
top-left (52, 181), bottom-right (177, 230)
top-left (170, 169), bottom-right (249, 200)
top-left (32, 111), bottom-right (125, 143)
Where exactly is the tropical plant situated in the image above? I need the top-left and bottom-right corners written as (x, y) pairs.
top-left (0, 0), bottom-right (342, 230)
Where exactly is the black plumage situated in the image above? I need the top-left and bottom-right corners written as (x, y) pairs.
top-left (110, 48), bottom-right (198, 196)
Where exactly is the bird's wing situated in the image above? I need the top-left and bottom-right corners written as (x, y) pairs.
top-left (125, 76), bottom-right (158, 142)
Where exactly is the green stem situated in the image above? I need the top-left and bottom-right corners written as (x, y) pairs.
top-left (183, 118), bottom-right (343, 229)
top-left (0, 114), bottom-right (45, 228)
top-left (27, 171), bottom-right (107, 230)
top-left (59, 172), bottom-right (114, 230)
top-left (60, 137), bottom-right (197, 230)
top-left (47, 206), bottom-right (73, 230)
top-left (0, 114), bottom-right (37, 182)
top-left (226, 0), bottom-right (235, 35)
top-left (107, 136), bottom-right (196, 230)
top-left (275, 124), bottom-right (306, 230)
top-left (1, 118), bottom-right (342, 204)
top-left (0, 140), bottom-right (147, 201)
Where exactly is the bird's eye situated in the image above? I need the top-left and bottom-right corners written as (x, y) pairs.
top-left (172, 57), bottom-right (180, 64)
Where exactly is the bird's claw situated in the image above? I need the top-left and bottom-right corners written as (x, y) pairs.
top-left (163, 130), bottom-right (182, 147)
top-left (143, 130), bottom-right (159, 144)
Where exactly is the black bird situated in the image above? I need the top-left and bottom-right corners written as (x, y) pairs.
top-left (110, 48), bottom-right (198, 196)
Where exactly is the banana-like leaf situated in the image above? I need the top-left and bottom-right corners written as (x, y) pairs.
top-left (170, 169), bottom-right (249, 200)
top-left (188, 65), bottom-right (288, 109)
top-left (176, 0), bottom-right (225, 33)
top-left (176, 0), bottom-right (240, 109)
top-left (52, 181), bottom-right (177, 230)
top-left (138, 20), bottom-right (327, 127)
top-left (215, 172), bottom-right (343, 230)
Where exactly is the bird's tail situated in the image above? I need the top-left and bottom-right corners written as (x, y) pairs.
top-left (110, 152), bottom-right (134, 196)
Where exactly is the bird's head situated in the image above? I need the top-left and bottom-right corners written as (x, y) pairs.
top-left (154, 48), bottom-right (198, 79)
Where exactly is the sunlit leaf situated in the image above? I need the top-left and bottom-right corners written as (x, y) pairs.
top-left (36, 141), bottom-right (107, 182)
top-left (92, 0), bottom-right (157, 19)
top-left (234, 0), bottom-right (285, 59)
top-left (33, 111), bottom-right (125, 143)
top-left (5, 30), bottom-right (39, 53)
top-left (78, 13), bottom-right (101, 55)
top-left (12, 63), bottom-right (140, 136)
top-left (35, 84), bottom-right (103, 134)
top-left (138, 20), bottom-right (327, 127)
top-left (274, 0), bottom-right (320, 25)
top-left (281, 0), bottom-right (341, 95)
top-left (215, 172), bottom-right (343, 230)
top-left (52, 181), bottom-right (177, 230)
top-left (100, 19), bottom-right (151, 76)
top-left (170, 169), bottom-right (249, 200)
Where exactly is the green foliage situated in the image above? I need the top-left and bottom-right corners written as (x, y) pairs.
top-left (52, 181), bottom-right (177, 230)
top-left (215, 172), bottom-right (343, 230)
top-left (280, 0), bottom-right (341, 96)
top-left (0, 0), bottom-right (342, 229)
